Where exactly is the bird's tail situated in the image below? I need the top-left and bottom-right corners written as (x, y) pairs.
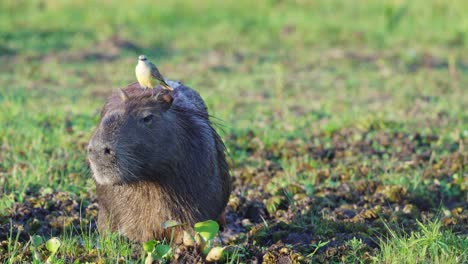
top-left (160, 80), bottom-right (173, 91)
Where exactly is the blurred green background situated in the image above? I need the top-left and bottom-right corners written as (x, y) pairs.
top-left (0, 0), bottom-right (467, 262)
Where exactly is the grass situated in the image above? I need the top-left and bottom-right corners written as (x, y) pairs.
top-left (0, 0), bottom-right (467, 263)
top-left (377, 220), bottom-right (467, 264)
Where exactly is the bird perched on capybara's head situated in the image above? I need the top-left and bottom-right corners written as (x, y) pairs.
top-left (87, 81), bottom-right (231, 242)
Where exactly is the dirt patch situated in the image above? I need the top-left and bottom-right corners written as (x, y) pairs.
top-left (0, 190), bottom-right (97, 241)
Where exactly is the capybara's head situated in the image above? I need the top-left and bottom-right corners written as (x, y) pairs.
top-left (88, 88), bottom-right (176, 185)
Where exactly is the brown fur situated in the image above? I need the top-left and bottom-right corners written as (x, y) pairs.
top-left (88, 82), bottom-right (231, 242)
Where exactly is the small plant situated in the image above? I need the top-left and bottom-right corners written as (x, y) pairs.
top-left (194, 220), bottom-right (219, 242)
top-left (30, 235), bottom-right (43, 262)
top-left (142, 240), bottom-right (172, 264)
top-left (181, 219), bottom-right (226, 262)
top-left (345, 237), bottom-right (365, 264)
top-left (307, 240), bottom-right (329, 263)
top-left (143, 240), bottom-right (157, 264)
top-left (45, 237), bottom-right (61, 264)
top-left (224, 245), bottom-right (244, 264)
top-left (162, 219), bottom-right (184, 246)
top-left (142, 220), bottom-right (182, 263)
top-left (143, 219), bottom-right (228, 263)
top-left (195, 220), bottom-right (230, 262)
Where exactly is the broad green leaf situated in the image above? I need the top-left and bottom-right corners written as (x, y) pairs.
top-left (155, 244), bottom-right (172, 259)
top-left (143, 240), bottom-right (157, 252)
top-left (31, 235), bottom-right (43, 247)
top-left (45, 237), bottom-right (61, 254)
top-left (194, 220), bottom-right (219, 241)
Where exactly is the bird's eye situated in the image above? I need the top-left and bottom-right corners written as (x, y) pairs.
top-left (142, 114), bottom-right (154, 124)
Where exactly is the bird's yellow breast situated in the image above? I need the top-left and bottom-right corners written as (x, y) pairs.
top-left (135, 63), bottom-right (155, 88)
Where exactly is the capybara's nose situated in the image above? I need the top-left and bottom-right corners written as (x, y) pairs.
top-left (88, 141), bottom-right (113, 156)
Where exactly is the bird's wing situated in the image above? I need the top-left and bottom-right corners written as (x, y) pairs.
top-left (149, 62), bottom-right (165, 81)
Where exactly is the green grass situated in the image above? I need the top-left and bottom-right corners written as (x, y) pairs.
top-left (0, 0), bottom-right (467, 263)
top-left (377, 220), bottom-right (467, 264)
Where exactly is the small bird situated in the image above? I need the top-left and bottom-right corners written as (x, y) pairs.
top-left (135, 55), bottom-right (173, 91)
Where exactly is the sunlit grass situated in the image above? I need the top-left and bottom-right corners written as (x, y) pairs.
top-left (377, 220), bottom-right (467, 264)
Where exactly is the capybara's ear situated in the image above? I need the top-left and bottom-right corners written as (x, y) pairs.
top-left (161, 92), bottom-right (173, 105)
top-left (152, 90), bottom-right (173, 110)
top-left (119, 89), bottom-right (129, 102)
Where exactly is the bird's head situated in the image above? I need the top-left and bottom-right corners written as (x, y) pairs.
top-left (138, 55), bottom-right (147, 61)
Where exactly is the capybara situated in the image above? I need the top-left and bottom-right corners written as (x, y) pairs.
top-left (87, 81), bottom-right (231, 242)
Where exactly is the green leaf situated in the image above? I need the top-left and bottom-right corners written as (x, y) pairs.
top-left (194, 220), bottom-right (219, 241)
top-left (317, 241), bottom-right (330, 247)
top-left (161, 219), bottom-right (183, 229)
top-left (45, 237), bottom-right (61, 254)
top-left (31, 235), bottom-right (43, 247)
top-left (155, 244), bottom-right (172, 259)
top-left (307, 240), bottom-right (330, 258)
top-left (143, 240), bottom-right (157, 253)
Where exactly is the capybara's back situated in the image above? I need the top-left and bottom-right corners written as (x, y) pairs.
top-left (87, 81), bottom-right (231, 242)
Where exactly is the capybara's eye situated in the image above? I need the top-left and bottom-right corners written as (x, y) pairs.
top-left (142, 114), bottom-right (154, 124)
